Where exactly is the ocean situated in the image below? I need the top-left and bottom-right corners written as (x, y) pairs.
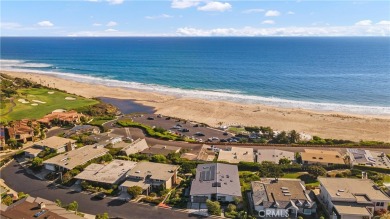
top-left (1, 37), bottom-right (389, 115)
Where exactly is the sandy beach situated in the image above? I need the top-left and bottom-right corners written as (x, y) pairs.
top-left (2, 70), bottom-right (390, 142)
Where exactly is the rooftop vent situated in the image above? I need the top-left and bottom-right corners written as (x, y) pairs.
top-left (284, 193), bottom-right (292, 196)
top-left (338, 189), bottom-right (345, 192)
top-left (135, 170), bottom-right (141, 173)
top-left (336, 193), bottom-right (341, 196)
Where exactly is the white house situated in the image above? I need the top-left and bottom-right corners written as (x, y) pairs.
top-left (190, 163), bottom-right (241, 203)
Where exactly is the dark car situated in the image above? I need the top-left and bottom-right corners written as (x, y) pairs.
top-left (94, 192), bottom-right (106, 200)
top-left (193, 124), bottom-right (199, 127)
top-left (165, 117), bottom-right (171, 120)
top-left (220, 139), bottom-right (228, 142)
top-left (181, 128), bottom-right (190, 132)
top-left (195, 132), bottom-right (205, 136)
top-left (147, 117), bottom-right (154, 120)
top-left (223, 132), bottom-right (228, 136)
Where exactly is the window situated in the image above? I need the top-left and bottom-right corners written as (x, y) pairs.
top-left (380, 202), bottom-right (385, 207)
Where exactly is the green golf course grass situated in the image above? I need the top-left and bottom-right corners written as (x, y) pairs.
top-left (1, 88), bottom-right (98, 122)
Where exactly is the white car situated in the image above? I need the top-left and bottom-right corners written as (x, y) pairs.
top-left (212, 137), bottom-right (219, 140)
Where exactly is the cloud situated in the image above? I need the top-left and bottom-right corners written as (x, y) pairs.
top-left (197, 1), bottom-right (232, 12)
top-left (355, 20), bottom-right (372, 26)
top-left (106, 21), bottom-right (118, 27)
top-left (176, 25), bottom-right (390, 36)
top-left (105, 28), bottom-right (118, 32)
top-left (287, 11), bottom-right (295, 15)
top-left (0, 22), bottom-right (21, 29)
top-left (93, 23), bottom-right (102, 26)
top-left (377, 20), bottom-right (390, 25)
top-left (107, 0), bottom-right (124, 5)
top-left (265, 10), bottom-right (280, 17)
top-left (37, 21), bottom-right (54, 27)
top-left (145, 14), bottom-right (174, 19)
top-left (171, 0), bottom-right (200, 9)
top-left (262, 20), bottom-right (275, 25)
top-left (242, 8), bottom-right (264, 14)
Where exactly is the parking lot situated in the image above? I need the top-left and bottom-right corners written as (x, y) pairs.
top-left (128, 114), bottom-right (234, 143)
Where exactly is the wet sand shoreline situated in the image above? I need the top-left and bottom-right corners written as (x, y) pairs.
top-left (2, 70), bottom-right (389, 142)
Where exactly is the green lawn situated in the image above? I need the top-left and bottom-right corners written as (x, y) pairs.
top-left (89, 118), bottom-right (113, 126)
top-left (282, 172), bottom-right (320, 187)
top-left (1, 88), bottom-right (98, 122)
top-left (228, 126), bottom-right (246, 134)
top-left (384, 175), bottom-right (390, 183)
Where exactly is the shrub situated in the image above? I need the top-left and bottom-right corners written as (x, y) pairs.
top-left (206, 200), bottom-right (221, 216)
top-left (127, 186), bottom-right (143, 199)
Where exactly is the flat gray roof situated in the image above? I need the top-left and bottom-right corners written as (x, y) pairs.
top-left (120, 138), bottom-right (149, 155)
top-left (140, 144), bottom-right (181, 156)
top-left (319, 177), bottom-right (390, 201)
top-left (190, 163), bottom-right (241, 197)
top-left (126, 161), bottom-right (179, 181)
top-left (257, 149), bottom-right (295, 163)
top-left (34, 136), bottom-right (76, 150)
top-left (43, 145), bottom-right (108, 170)
top-left (74, 159), bottom-right (137, 184)
top-left (218, 147), bottom-right (254, 164)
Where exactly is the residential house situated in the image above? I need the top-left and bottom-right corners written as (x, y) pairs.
top-left (0, 196), bottom-right (84, 219)
top-left (257, 149), bottom-right (295, 164)
top-left (64, 125), bottom-right (100, 137)
top-left (43, 145), bottom-right (108, 171)
top-left (140, 144), bottom-right (181, 157)
top-left (251, 179), bottom-right (316, 218)
top-left (190, 163), bottom-right (241, 203)
top-left (24, 147), bottom-right (43, 159)
top-left (120, 138), bottom-right (149, 156)
top-left (37, 110), bottom-right (84, 127)
top-left (300, 149), bottom-right (345, 166)
top-left (318, 177), bottom-right (390, 219)
top-left (119, 162), bottom-right (179, 194)
top-left (347, 149), bottom-right (390, 169)
top-left (33, 136), bottom-right (76, 153)
top-left (74, 159), bottom-right (137, 186)
top-left (87, 133), bottom-right (123, 147)
top-left (5, 120), bottom-right (36, 143)
top-left (218, 147), bottom-right (255, 163)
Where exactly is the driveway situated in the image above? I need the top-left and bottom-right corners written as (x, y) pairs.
top-left (1, 161), bottom-right (191, 219)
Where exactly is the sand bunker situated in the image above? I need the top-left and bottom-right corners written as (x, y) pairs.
top-left (17, 99), bottom-right (29, 104)
top-left (65, 97), bottom-right (76, 100)
top-left (33, 100), bottom-right (46, 104)
top-left (48, 91), bottom-right (55, 94)
top-left (52, 109), bottom-right (66, 113)
top-left (31, 103), bottom-right (38, 106)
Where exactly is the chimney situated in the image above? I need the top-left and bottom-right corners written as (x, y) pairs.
top-left (39, 202), bottom-right (46, 209)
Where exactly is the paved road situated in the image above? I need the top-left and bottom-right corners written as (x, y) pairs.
top-left (1, 161), bottom-right (191, 219)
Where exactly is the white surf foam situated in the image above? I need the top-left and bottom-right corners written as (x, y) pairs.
top-left (1, 59), bottom-right (389, 116)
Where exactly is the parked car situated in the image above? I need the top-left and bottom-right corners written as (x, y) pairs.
top-left (157, 114), bottom-right (163, 118)
top-left (172, 125), bottom-right (182, 129)
top-left (223, 132), bottom-right (228, 136)
top-left (181, 128), bottom-right (190, 132)
top-left (93, 192), bottom-right (106, 200)
top-left (193, 124), bottom-right (199, 127)
top-left (195, 132), bottom-right (205, 136)
top-left (166, 117), bottom-right (171, 120)
top-left (220, 139), bottom-right (228, 142)
top-left (212, 137), bottom-right (219, 141)
top-left (147, 117), bottom-right (154, 120)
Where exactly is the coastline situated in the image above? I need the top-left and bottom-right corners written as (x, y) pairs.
top-left (2, 70), bottom-right (390, 142)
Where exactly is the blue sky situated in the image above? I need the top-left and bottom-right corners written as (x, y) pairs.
top-left (1, 0), bottom-right (390, 36)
